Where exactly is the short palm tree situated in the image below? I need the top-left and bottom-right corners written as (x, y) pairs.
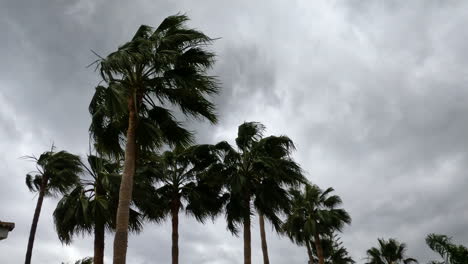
top-left (216, 122), bottom-right (305, 264)
top-left (62, 257), bottom-right (94, 264)
top-left (141, 145), bottom-right (225, 264)
top-left (328, 245), bottom-right (355, 264)
top-left (426, 234), bottom-right (468, 264)
top-left (283, 184), bottom-right (351, 264)
top-left (366, 238), bottom-right (418, 264)
top-left (311, 234), bottom-right (355, 264)
top-left (24, 148), bottom-right (82, 264)
top-left (53, 155), bottom-right (144, 264)
top-left (89, 14), bottom-right (219, 263)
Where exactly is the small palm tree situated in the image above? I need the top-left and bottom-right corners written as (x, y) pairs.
top-left (24, 148), bottom-right (82, 264)
top-left (311, 234), bottom-right (355, 264)
top-left (75, 258), bottom-right (93, 264)
top-left (140, 145), bottom-right (225, 264)
top-left (53, 155), bottom-right (144, 264)
top-left (216, 122), bottom-right (305, 264)
top-left (426, 234), bottom-right (468, 264)
top-left (328, 245), bottom-right (355, 264)
top-left (62, 257), bottom-right (94, 264)
top-left (89, 14), bottom-right (219, 263)
top-left (283, 184), bottom-right (351, 264)
top-left (366, 238), bottom-right (418, 264)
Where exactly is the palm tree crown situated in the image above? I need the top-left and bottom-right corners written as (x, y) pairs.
top-left (89, 14), bottom-right (219, 156)
top-left (283, 184), bottom-right (351, 243)
top-left (143, 145), bottom-right (226, 221)
top-left (426, 234), bottom-right (468, 264)
top-left (366, 238), bottom-right (418, 264)
top-left (25, 149), bottom-right (82, 196)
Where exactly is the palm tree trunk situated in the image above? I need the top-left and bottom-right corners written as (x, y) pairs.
top-left (314, 233), bottom-right (324, 264)
top-left (171, 199), bottom-right (180, 264)
top-left (25, 175), bottom-right (48, 264)
top-left (94, 185), bottom-right (105, 264)
top-left (258, 213), bottom-right (270, 264)
top-left (243, 196), bottom-right (251, 264)
top-left (113, 97), bottom-right (138, 264)
top-left (94, 218), bottom-right (105, 264)
top-left (305, 240), bottom-right (314, 264)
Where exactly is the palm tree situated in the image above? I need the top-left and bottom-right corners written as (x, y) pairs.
top-left (311, 234), bottom-right (355, 264)
top-left (365, 238), bottom-right (418, 264)
top-left (327, 243), bottom-right (355, 264)
top-left (328, 245), bottom-right (355, 264)
top-left (216, 122), bottom-right (305, 264)
top-left (89, 14), bottom-right (219, 263)
top-left (283, 184), bottom-right (351, 264)
top-left (426, 234), bottom-right (468, 264)
top-left (53, 155), bottom-right (144, 264)
top-left (24, 148), bottom-right (82, 264)
top-left (62, 257), bottom-right (94, 264)
top-left (140, 145), bottom-right (225, 264)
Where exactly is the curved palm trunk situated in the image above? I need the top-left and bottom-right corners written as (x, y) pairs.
top-left (305, 240), bottom-right (314, 264)
top-left (314, 233), bottom-right (324, 264)
top-left (171, 199), bottom-right (180, 264)
top-left (258, 213), bottom-right (270, 264)
top-left (25, 175), bottom-right (48, 264)
top-left (94, 185), bottom-right (105, 264)
top-left (243, 196), bottom-right (251, 264)
top-left (113, 97), bottom-right (138, 264)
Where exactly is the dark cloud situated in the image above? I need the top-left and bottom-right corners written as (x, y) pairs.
top-left (1, 0), bottom-right (468, 263)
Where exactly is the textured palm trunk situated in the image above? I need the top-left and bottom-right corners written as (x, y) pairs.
top-left (94, 185), bottom-right (105, 264)
top-left (113, 97), bottom-right (138, 264)
top-left (171, 199), bottom-right (180, 264)
top-left (305, 240), bottom-right (314, 264)
top-left (314, 233), bottom-right (324, 264)
top-left (94, 218), bottom-right (105, 264)
top-left (258, 213), bottom-right (270, 264)
top-left (25, 175), bottom-right (48, 264)
top-left (243, 196), bottom-right (251, 264)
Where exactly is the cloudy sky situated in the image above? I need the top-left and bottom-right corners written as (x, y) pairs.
top-left (1, 0), bottom-right (468, 263)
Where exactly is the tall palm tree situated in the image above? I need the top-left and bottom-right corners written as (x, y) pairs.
top-left (283, 184), bottom-right (351, 264)
top-left (426, 234), bottom-right (468, 264)
top-left (24, 148), bottom-right (82, 264)
top-left (89, 14), bottom-right (219, 263)
top-left (141, 145), bottom-right (225, 264)
top-left (365, 238), bottom-right (418, 264)
top-left (53, 155), bottom-right (144, 264)
top-left (216, 122), bottom-right (305, 264)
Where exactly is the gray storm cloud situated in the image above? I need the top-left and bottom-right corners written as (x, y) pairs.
top-left (1, 0), bottom-right (467, 263)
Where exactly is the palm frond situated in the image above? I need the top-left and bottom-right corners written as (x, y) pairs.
top-left (235, 122), bottom-right (265, 151)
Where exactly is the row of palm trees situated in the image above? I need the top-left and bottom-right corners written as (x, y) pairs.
top-left (21, 13), bottom-right (467, 264)
top-left (24, 149), bottom-right (468, 264)
top-left (60, 234), bottom-right (468, 264)
top-left (364, 235), bottom-right (468, 264)
top-left (24, 121), bottom-right (354, 264)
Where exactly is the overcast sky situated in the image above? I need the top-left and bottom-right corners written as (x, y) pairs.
top-left (1, 0), bottom-right (468, 263)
